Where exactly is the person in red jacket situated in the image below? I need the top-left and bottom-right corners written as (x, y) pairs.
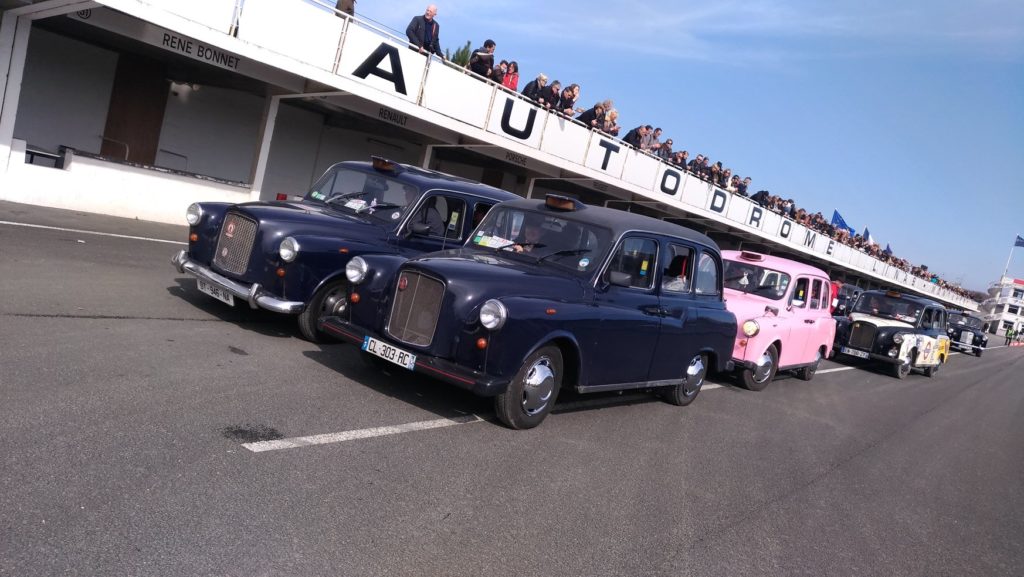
top-left (830, 280), bottom-right (843, 314)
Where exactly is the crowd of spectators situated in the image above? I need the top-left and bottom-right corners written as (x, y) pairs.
top-left (398, 4), bottom-right (969, 299)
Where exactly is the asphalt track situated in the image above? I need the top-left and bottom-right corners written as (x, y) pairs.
top-left (2, 201), bottom-right (1022, 577)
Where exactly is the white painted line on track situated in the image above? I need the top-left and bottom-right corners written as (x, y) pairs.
top-left (0, 220), bottom-right (186, 245)
top-left (816, 366), bottom-right (858, 375)
top-left (243, 414), bottom-right (483, 452)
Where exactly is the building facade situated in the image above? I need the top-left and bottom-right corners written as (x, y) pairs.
top-left (981, 277), bottom-right (1024, 336)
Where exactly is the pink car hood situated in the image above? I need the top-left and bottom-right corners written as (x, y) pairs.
top-left (724, 288), bottom-right (786, 328)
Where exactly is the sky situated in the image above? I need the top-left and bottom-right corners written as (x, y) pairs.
top-left (351, 0), bottom-right (1023, 292)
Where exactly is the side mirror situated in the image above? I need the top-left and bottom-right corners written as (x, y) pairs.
top-left (409, 222), bottom-right (431, 236)
top-left (608, 271), bottom-right (632, 287)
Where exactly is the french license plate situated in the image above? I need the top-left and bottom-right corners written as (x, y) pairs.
top-left (363, 336), bottom-right (416, 370)
top-left (197, 278), bottom-right (235, 306)
top-left (841, 346), bottom-right (870, 359)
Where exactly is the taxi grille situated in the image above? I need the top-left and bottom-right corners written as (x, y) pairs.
top-left (212, 213), bottom-right (257, 275)
top-left (959, 331), bottom-right (974, 344)
top-left (848, 322), bottom-right (876, 350)
top-left (386, 271), bottom-right (444, 347)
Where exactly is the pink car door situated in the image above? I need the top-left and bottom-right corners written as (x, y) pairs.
top-left (802, 277), bottom-right (831, 362)
top-left (780, 276), bottom-right (813, 366)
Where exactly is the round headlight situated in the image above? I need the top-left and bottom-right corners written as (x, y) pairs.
top-left (185, 203), bottom-right (203, 225)
top-left (742, 320), bottom-right (760, 337)
top-left (345, 256), bottom-right (369, 284)
top-left (479, 299), bottom-right (508, 330)
top-left (892, 333), bottom-right (904, 344)
top-left (279, 236), bottom-right (299, 262)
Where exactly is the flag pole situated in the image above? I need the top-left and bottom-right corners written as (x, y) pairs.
top-left (1003, 244), bottom-right (1015, 280)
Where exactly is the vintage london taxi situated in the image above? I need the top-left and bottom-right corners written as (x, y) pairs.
top-left (722, 250), bottom-right (837, 390)
top-left (833, 290), bottom-right (951, 378)
top-left (319, 195), bottom-right (737, 429)
top-left (947, 311), bottom-right (988, 357)
top-left (171, 157), bottom-right (517, 341)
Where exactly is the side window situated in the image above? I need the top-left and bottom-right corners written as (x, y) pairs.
top-left (694, 251), bottom-right (720, 295)
top-left (661, 244), bottom-right (693, 294)
top-left (410, 195), bottom-right (467, 240)
top-left (791, 278), bottom-right (809, 308)
top-left (810, 279), bottom-right (823, 310)
top-left (606, 237), bottom-right (659, 290)
top-left (921, 308), bottom-right (934, 328)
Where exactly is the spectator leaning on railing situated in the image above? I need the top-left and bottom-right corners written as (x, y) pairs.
top-left (521, 73), bottom-right (546, 101)
top-left (334, 0), bottom-right (355, 17)
top-left (468, 39), bottom-right (496, 78)
top-left (406, 4), bottom-right (444, 58)
top-left (539, 80), bottom-right (561, 110)
top-left (502, 61), bottom-right (519, 90)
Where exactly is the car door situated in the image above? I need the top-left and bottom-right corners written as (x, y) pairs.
top-left (648, 241), bottom-right (697, 382)
top-left (781, 276), bottom-right (813, 366)
top-left (589, 235), bottom-right (661, 388)
top-left (401, 190), bottom-right (472, 253)
top-left (918, 307), bottom-right (948, 366)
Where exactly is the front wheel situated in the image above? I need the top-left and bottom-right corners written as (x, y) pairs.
top-left (740, 344), bottom-right (778, 391)
top-left (662, 353), bottom-right (707, 406)
top-left (975, 348), bottom-right (984, 358)
top-left (495, 346), bottom-right (563, 430)
top-left (298, 280), bottom-right (347, 342)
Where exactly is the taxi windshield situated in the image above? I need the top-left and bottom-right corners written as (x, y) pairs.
top-left (949, 313), bottom-right (984, 330)
top-left (722, 260), bottom-right (791, 301)
top-left (853, 294), bottom-right (922, 324)
top-left (304, 166), bottom-right (420, 225)
top-left (469, 206), bottom-right (614, 276)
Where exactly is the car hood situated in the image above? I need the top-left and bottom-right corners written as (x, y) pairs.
top-left (407, 249), bottom-right (589, 302)
top-left (848, 312), bottom-right (914, 330)
top-left (232, 200), bottom-right (393, 239)
top-left (724, 288), bottom-right (788, 324)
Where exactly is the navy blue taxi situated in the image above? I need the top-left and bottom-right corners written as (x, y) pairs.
top-left (319, 194), bottom-right (737, 429)
top-left (947, 311), bottom-right (987, 357)
top-left (171, 157), bottom-right (519, 341)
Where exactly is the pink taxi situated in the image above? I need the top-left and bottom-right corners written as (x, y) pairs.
top-left (722, 250), bottom-right (837, 390)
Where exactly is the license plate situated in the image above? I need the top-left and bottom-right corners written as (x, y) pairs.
top-left (841, 346), bottom-right (870, 359)
top-left (197, 278), bottom-right (235, 306)
top-left (363, 336), bottom-right (417, 370)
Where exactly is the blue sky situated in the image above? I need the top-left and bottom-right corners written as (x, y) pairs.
top-left (353, 0), bottom-right (1023, 292)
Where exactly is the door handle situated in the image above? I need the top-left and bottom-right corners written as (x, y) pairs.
top-left (804, 319), bottom-right (816, 324)
top-left (641, 305), bottom-right (669, 317)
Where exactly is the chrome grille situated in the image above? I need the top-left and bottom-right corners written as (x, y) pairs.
top-left (212, 213), bottom-right (257, 275)
top-left (386, 271), bottom-right (444, 347)
top-left (848, 322), bottom-right (876, 350)
top-left (959, 331), bottom-right (974, 344)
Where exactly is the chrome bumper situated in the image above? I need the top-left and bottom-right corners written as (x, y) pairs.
top-left (171, 250), bottom-right (304, 314)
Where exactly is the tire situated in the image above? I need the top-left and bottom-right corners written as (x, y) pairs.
top-left (796, 348), bottom-right (823, 381)
top-left (495, 345), bottom-right (563, 430)
top-left (298, 280), bottom-right (347, 342)
top-left (975, 348), bottom-right (983, 358)
top-left (662, 353), bottom-right (707, 406)
top-left (892, 349), bottom-right (914, 379)
top-left (924, 361), bottom-right (940, 378)
top-left (740, 344), bottom-right (778, 391)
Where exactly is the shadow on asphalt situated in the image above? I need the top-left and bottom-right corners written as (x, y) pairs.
top-left (166, 277), bottom-right (299, 339)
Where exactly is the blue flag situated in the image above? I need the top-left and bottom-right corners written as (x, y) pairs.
top-left (1016, 235), bottom-right (1024, 247)
top-left (884, 243), bottom-right (893, 255)
top-left (831, 210), bottom-right (855, 235)
top-left (863, 227), bottom-right (876, 245)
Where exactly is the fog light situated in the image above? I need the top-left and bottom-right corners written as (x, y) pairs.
top-left (349, 292), bottom-right (360, 304)
top-left (276, 268), bottom-right (286, 277)
top-left (888, 347), bottom-right (898, 357)
top-left (476, 338), bottom-right (488, 350)
top-left (189, 233), bottom-right (198, 242)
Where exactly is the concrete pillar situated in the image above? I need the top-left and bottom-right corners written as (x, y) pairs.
top-left (250, 94), bottom-right (281, 201)
top-left (0, 13), bottom-right (30, 177)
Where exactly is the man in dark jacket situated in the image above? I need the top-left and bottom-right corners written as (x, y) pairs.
top-left (406, 5), bottom-right (444, 58)
top-left (521, 73), bottom-right (547, 102)
top-left (575, 103), bottom-right (605, 128)
top-left (538, 80), bottom-right (561, 110)
top-left (623, 125), bottom-right (648, 148)
top-left (468, 39), bottom-right (496, 78)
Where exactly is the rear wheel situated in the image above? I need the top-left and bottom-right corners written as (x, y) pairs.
top-left (740, 344), bottom-right (778, 391)
top-left (662, 354), bottom-right (707, 406)
top-left (298, 280), bottom-right (347, 342)
top-left (924, 355), bottom-right (944, 378)
top-left (495, 346), bottom-right (563, 430)
top-left (796, 348), bottom-right (823, 381)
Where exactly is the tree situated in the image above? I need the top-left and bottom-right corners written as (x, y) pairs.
top-left (445, 40), bottom-right (471, 67)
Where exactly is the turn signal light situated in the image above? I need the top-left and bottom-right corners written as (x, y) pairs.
top-left (276, 268), bottom-right (286, 277)
top-left (476, 338), bottom-right (488, 350)
top-left (546, 308), bottom-right (557, 315)
top-left (338, 247), bottom-right (349, 254)
top-left (189, 233), bottom-right (198, 242)
top-left (349, 292), bottom-right (361, 303)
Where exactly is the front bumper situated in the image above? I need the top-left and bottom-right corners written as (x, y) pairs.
top-left (171, 249), bottom-right (304, 314)
top-left (951, 342), bottom-right (984, 352)
top-left (835, 345), bottom-right (901, 365)
top-left (318, 316), bottom-right (511, 397)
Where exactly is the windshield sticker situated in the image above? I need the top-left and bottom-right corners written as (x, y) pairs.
top-left (578, 257), bottom-right (590, 270)
top-left (310, 191), bottom-right (326, 201)
top-left (896, 314), bottom-right (917, 323)
top-left (344, 199), bottom-right (367, 211)
top-left (474, 234), bottom-right (513, 248)
top-left (640, 260), bottom-right (649, 277)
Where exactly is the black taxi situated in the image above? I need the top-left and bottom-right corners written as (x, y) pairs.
top-left (171, 157), bottom-right (518, 341)
top-left (947, 312), bottom-right (988, 357)
top-left (833, 290), bottom-right (951, 379)
top-left (319, 194), bottom-right (737, 429)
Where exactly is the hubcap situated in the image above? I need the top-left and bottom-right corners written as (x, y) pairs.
top-left (753, 350), bottom-right (774, 383)
top-left (521, 357), bottom-right (556, 416)
top-left (682, 356), bottom-right (706, 396)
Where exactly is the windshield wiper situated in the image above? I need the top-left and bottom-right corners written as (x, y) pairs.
top-left (535, 248), bottom-right (591, 264)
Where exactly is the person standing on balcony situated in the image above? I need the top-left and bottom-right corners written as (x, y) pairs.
top-left (335, 0), bottom-right (355, 17)
top-left (468, 40), bottom-right (497, 79)
top-left (406, 5), bottom-right (444, 59)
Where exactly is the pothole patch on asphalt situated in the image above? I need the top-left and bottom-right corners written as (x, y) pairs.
top-left (221, 424), bottom-right (284, 443)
